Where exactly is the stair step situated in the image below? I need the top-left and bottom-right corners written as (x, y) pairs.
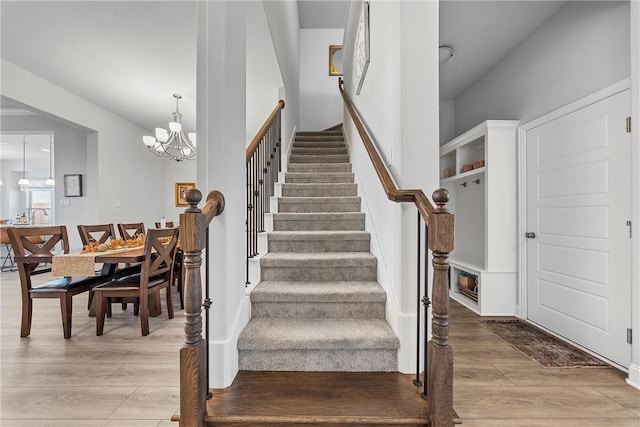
top-left (290, 147), bottom-right (348, 155)
top-left (250, 281), bottom-right (386, 318)
top-left (272, 212), bottom-right (366, 231)
top-left (268, 231), bottom-right (370, 252)
top-left (287, 163), bottom-right (352, 173)
top-left (284, 172), bottom-right (354, 184)
top-left (281, 183), bottom-right (357, 197)
top-left (238, 318), bottom-right (398, 371)
top-left (261, 252), bottom-right (377, 281)
top-left (277, 196), bottom-right (361, 213)
top-left (289, 154), bottom-right (350, 164)
top-left (296, 131), bottom-right (343, 138)
top-left (292, 140), bottom-right (347, 149)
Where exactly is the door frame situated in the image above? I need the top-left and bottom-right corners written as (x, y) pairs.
top-left (517, 77), bottom-right (634, 371)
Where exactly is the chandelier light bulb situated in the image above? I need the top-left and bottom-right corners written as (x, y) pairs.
top-left (45, 177), bottom-right (55, 186)
top-left (169, 121), bottom-right (182, 132)
top-left (155, 128), bottom-right (169, 143)
top-left (143, 135), bottom-right (157, 147)
top-left (18, 177), bottom-right (29, 186)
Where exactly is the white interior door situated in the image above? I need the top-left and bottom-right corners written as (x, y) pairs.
top-left (526, 89), bottom-right (631, 367)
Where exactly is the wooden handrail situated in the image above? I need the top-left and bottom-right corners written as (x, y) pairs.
top-left (246, 99), bottom-right (285, 163)
top-left (338, 79), bottom-right (434, 223)
top-left (179, 188), bottom-right (225, 427)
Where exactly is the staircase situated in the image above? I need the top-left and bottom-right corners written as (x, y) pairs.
top-left (238, 129), bottom-right (399, 372)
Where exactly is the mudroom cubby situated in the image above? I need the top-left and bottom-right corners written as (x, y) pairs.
top-left (440, 120), bottom-right (519, 315)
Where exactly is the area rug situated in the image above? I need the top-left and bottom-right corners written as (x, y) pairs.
top-left (479, 319), bottom-right (609, 368)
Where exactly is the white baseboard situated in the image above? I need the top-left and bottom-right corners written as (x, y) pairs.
top-left (626, 363), bottom-right (640, 390)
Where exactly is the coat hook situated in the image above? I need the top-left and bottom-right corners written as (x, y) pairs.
top-left (460, 182), bottom-right (467, 187)
top-left (473, 179), bottom-right (481, 185)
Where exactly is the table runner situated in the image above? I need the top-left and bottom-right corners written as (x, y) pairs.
top-left (52, 246), bottom-right (143, 277)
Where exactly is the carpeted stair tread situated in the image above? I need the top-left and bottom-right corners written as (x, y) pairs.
top-left (268, 231), bottom-right (370, 252)
top-left (261, 252), bottom-right (377, 267)
top-left (287, 163), bottom-right (352, 173)
top-left (281, 183), bottom-right (357, 197)
top-left (251, 281), bottom-right (386, 303)
top-left (290, 147), bottom-right (348, 155)
top-left (277, 196), bottom-right (361, 213)
top-left (272, 212), bottom-right (366, 231)
top-left (289, 154), bottom-right (350, 163)
top-left (267, 230), bottom-right (370, 241)
top-left (238, 318), bottom-right (399, 351)
top-left (292, 140), bottom-right (347, 149)
top-left (284, 172), bottom-right (354, 183)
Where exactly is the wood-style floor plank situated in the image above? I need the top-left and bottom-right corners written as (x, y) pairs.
top-left (205, 371), bottom-right (431, 425)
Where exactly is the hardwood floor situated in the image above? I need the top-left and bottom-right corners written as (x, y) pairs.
top-left (1, 270), bottom-right (639, 426)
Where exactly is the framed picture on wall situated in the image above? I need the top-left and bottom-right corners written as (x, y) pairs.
top-left (175, 182), bottom-right (196, 207)
top-left (354, 1), bottom-right (370, 94)
top-left (63, 174), bottom-right (83, 197)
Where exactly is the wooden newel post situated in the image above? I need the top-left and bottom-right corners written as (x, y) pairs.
top-left (427, 188), bottom-right (455, 427)
top-left (179, 189), bottom-right (208, 427)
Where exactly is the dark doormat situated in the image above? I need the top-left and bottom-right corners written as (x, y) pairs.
top-left (479, 319), bottom-right (609, 368)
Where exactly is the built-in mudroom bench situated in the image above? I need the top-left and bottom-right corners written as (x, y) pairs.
top-left (440, 120), bottom-right (519, 315)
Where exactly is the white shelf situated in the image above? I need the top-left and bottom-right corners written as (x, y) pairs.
top-left (441, 120), bottom-right (519, 316)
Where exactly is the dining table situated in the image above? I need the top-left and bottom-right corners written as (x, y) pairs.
top-left (51, 246), bottom-right (164, 317)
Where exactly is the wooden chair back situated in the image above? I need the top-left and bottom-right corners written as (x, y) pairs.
top-left (117, 222), bottom-right (145, 240)
top-left (154, 221), bottom-right (175, 229)
top-left (141, 227), bottom-right (179, 284)
top-left (9, 226), bottom-right (69, 278)
top-left (77, 224), bottom-right (117, 246)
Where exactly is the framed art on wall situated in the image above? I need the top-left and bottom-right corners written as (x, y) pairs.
top-left (64, 174), bottom-right (83, 197)
top-left (354, 1), bottom-right (370, 94)
top-left (175, 182), bottom-right (196, 207)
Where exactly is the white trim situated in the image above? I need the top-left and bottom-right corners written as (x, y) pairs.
top-left (627, 363), bottom-right (640, 390)
top-left (517, 78), bottom-right (633, 367)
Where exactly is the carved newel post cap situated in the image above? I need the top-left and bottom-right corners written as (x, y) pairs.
top-left (432, 188), bottom-right (450, 208)
top-left (185, 188), bottom-right (202, 213)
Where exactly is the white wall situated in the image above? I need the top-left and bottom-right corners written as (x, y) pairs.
top-left (342, 0), bottom-right (440, 373)
top-left (299, 29), bottom-right (344, 130)
top-left (247, 1), bottom-right (284, 144)
top-left (455, 1), bottom-right (631, 134)
top-left (262, 0), bottom-right (301, 158)
top-left (1, 60), bottom-right (182, 243)
top-left (439, 98), bottom-right (455, 145)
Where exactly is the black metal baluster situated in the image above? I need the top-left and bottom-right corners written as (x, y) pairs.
top-left (253, 150), bottom-right (259, 256)
top-left (204, 226), bottom-right (213, 399)
top-left (245, 162), bottom-right (250, 284)
top-left (421, 224), bottom-right (431, 400)
top-left (414, 210), bottom-right (422, 387)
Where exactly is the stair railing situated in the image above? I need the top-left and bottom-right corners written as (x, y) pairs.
top-left (338, 78), bottom-right (455, 427)
top-left (179, 188), bottom-right (225, 427)
top-left (245, 100), bottom-right (285, 284)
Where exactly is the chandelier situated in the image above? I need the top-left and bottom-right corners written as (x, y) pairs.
top-left (143, 94), bottom-right (196, 162)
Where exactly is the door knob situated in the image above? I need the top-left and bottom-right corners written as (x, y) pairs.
top-left (525, 232), bottom-right (536, 239)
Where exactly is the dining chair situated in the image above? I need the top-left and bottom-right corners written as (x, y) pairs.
top-left (8, 225), bottom-right (110, 339)
top-left (77, 223), bottom-right (140, 310)
top-left (94, 227), bottom-right (179, 336)
top-left (117, 222), bottom-right (146, 240)
top-left (77, 223), bottom-right (117, 246)
top-left (153, 222), bottom-right (183, 308)
top-left (154, 221), bottom-right (175, 228)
